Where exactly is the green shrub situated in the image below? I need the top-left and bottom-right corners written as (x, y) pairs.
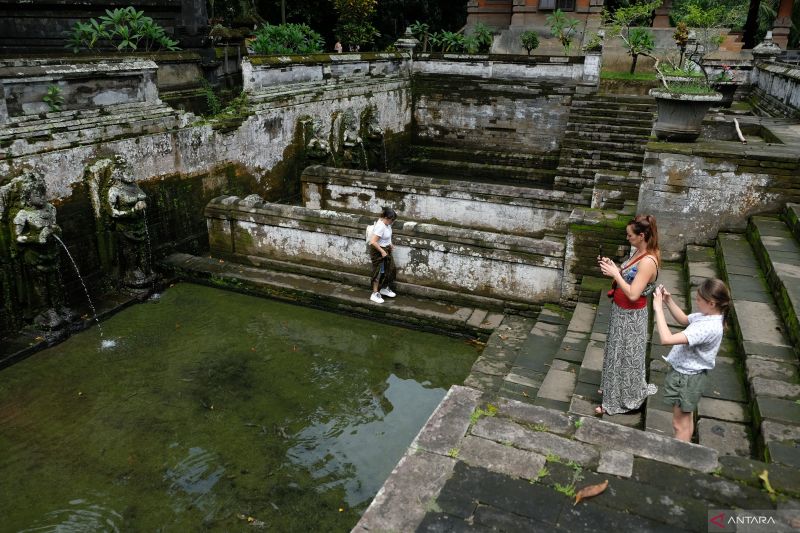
top-left (64, 7), bottom-right (179, 53)
top-left (520, 30), bottom-right (540, 55)
top-left (43, 85), bottom-right (63, 113)
top-left (251, 23), bottom-right (325, 55)
top-left (469, 22), bottom-right (493, 53)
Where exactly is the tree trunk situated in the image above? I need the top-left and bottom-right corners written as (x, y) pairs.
top-left (630, 54), bottom-right (639, 74)
top-left (742, 0), bottom-right (760, 49)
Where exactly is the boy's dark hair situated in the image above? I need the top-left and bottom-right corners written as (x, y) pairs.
top-left (698, 278), bottom-right (731, 326)
top-left (381, 207), bottom-right (397, 221)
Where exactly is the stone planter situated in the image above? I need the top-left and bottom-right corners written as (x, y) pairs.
top-left (711, 82), bottom-right (737, 108)
top-left (649, 89), bottom-right (723, 142)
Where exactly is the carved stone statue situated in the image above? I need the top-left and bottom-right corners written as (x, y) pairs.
top-left (341, 109), bottom-right (366, 169)
top-left (299, 116), bottom-right (331, 164)
top-left (361, 106), bottom-right (386, 171)
top-left (10, 172), bottom-right (72, 332)
top-left (107, 156), bottom-right (155, 292)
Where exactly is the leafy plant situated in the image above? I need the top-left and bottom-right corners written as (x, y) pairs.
top-left (43, 85), bottom-right (63, 113)
top-left (520, 30), bottom-right (540, 55)
top-left (605, 0), bottom-right (661, 73)
top-left (250, 23), bottom-right (324, 54)
top-left (469, 404), bottom-right (498, 425)
top-left (332, 0), bottom-right (380, 50)
top-left (573, 419), bottom-right (583, 429)
top-left (409, 20), bottom-right (431, 52)
top-left (64, 7), bottom-right (179, 53)
top-left (554, 482), bottom-right (576, 497)
top-left (468, 22), bottom-right (494, 53)
top-left (199, 79), bottom-right (222, 115)
top-left (536, 466), bottom-right (550, 479)
top-left (581, 32), bottom-right (603, 52)
top-left (447, 447), bottom-right (460, 458)
top-left (546, 9), bottom-right (580, 54)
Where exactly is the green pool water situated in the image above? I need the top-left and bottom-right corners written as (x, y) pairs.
top-left (0, 283), bottom-right (480, 532)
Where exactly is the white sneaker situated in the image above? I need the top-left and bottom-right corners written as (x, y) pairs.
top-left (370, 292), bottom-right (384, 304)
top-left (379, 288), bottom-right (396, 298)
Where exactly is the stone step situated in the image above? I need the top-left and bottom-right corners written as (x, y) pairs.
top-left (0, 108), bottom-right (177, 140)
top-left (748, 215), bottom-right (800, 349)
top-left (579, 94), bottom-right (657, 105)
top-left (561, 138), bottom-right (648, 154)
top-left (567, 113), bottom-right (653, 129)
top-left (2, 100), bottom-right (165, 127)
top-left (717, 232), bottom-right (799, 463)
top-left (785, 203), bottom-right (800, 242)
top-left (1, 103), bottom-right (175, 134)
top-left (408, 144), bottom-right (559, 169)
top-left (571, 98), bottom-right (657, 112)
top-left (160, 252), bottom-right (505, 338)
top-left (560, 147), bottom-right (646, 164)
top-left (568, 130), bottom-right (652, 145)
top-left (501, 307), bottom-right (571, 405)
top-left (558, 157), bottom-right (641, 172)
top-left (464, 314), bottom-right (538, 393)
top-left (565, 121), bottom-right (653, 135)
top-left (567, 107), bottom-right (656, 122)
top-left (408, 158), bottom-right (555, 187)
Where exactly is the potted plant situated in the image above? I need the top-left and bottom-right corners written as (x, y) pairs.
top-left (646, 4), bottom-right (741, 141)
top-left (710, 64), bottom-right (737, 107)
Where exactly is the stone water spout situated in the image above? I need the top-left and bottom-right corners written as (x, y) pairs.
top-left (299, 116), bottom-right (331, 164)
top-left (341, 109), bottom-right (367, 170)
top-left (106, 156), bottom-right (157, 294)
top-left (361, 106), bottom-right (387, 171)
top-left (85, 156), bottom-right (157, 297)
top-left (4, 171), bottom-right (73, 335)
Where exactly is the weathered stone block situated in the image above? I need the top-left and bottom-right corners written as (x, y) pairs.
top-left (412, 385), bottom-right (482, 455)
top-left (697, 418), bottom-right (751, 457)
top-left (598, 449), bottom-right (634, 478)
top-left (458, 435), bottom-right (546, 481)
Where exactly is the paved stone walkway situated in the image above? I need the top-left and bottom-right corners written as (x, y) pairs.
top-left (355, 213), bottom-right (800, 531)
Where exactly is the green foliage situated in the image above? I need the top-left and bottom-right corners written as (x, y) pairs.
top-left (546, 9), bottom-right (581, 53)
top-left (468, 22), bottom-right (493, 53)
top-left (536, 466), bottom-right (550, 479)
top-left (573, 418), bottom-right (583, 429)
top-left (199, 79), bottom-right (222, 116)
top-left (671, 0), bottom-right (747, 30)
top-left (332, 0), bottom-right (380, 49)
top-left (554, 482), bottom-right (576, 497)
top-left (520, 30), bottom-right (541, 55)
top-left (628, 27), bottom-right (655, 56)
top-left (251, 23), bottom-right (325, 54)
top-left (447, 447), bottom-right (460, 458)
top-left (64, 7), bottom-right (179, 53)
top-left (410, 20), bottom-right (431, 52)
top-left (43, 85), bottom-right (63, 113)
top-left (581, 32), bottom-right (603, 52)
top-left (530, 423), bottom-right (549, 432)
top-left (469, 404), bottom-right (498, 425)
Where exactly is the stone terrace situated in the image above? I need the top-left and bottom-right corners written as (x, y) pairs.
top-left (355, 206), bottom-right (800, 531)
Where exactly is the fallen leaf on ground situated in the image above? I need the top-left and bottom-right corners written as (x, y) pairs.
top-left (574, 480), bottom-right (608, 505)
top-left (759, 470), bottom-right (775, 494)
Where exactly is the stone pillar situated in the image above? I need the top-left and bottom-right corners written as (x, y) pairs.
top-left (752, 31), bottom-right (782, 64)
top-left (772, 0), bottom-right (793, 50)
top-left (653, 0), bottom-right (672, 28)
top-left (0, 83), bottom-right (7, 125)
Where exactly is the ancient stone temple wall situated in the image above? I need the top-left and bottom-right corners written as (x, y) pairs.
top-left (750, 61), bottom-right (800, 119)
top-left (637, 140), bottom-right (800, 257)
top-left (206, 197), bottom-right (565, 303)
top-left (412, 55), bottom-right (594, 155)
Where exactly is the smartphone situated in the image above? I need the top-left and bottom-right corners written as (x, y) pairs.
top-left (597, 244), bottom-right (603, 259)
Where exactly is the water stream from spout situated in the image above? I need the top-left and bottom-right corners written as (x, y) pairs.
top-left (359, 142), bottom-right (368, 170)
top-left (142, 207), bottom-right (155, 292)
top-left (54, 235), bottom-right (102, 336)
top-left (381, 136), bottom-right (389, 172)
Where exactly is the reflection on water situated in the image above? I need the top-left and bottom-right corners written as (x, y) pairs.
top-left (0, 283), bottom-right (479, 531)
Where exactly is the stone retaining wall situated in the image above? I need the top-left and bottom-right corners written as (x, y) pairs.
top-left (301, 165), bottom-right (583, 236)
top-left (206, 197), bottom-right (565, 303)
top-left (0, 58), bottom-right (159, 122)
top-left (637, 141), bottom-right (800, 257)
top-left (751, 61), bottom-right (800, 119)
top-left (242, 53), bottom-right (408, 92)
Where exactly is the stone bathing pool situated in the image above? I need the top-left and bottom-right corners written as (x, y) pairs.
top-left (0, 283), bottom-right (480, 531)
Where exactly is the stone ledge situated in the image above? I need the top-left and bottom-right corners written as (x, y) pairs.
top-left (574, 415), bottom-right (719, 473)
top-left (412, 385), bottom-right (483, 456)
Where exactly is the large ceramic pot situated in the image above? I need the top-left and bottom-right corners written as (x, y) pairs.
top-left (649, 89), bottom-right (723, 142)
top-left (711, 82), bottom-right (738, 108)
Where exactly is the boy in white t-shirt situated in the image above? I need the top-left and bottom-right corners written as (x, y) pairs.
top-left (652, 278), bottom-right (731, 442)
top-left (367, 208), bottom-right (397, 304)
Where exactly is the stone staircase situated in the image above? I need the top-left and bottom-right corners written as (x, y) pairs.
top-left (0, 101), bottom-right (189, 158)
top-left (553, 94), bottom-right (656, 201)
top-left (405, 145), bottom-right (558, 188)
